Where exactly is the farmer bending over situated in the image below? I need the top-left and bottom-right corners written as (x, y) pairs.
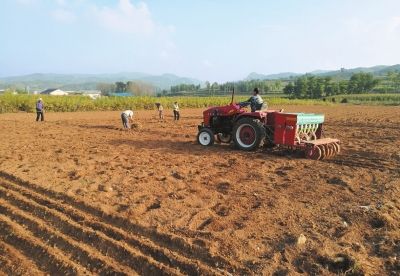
top-left (121, 109), bottom-right (134, 129)
top-left (239, 88), bottom-right (267, 112)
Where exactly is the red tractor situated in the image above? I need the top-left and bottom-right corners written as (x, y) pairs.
top-left (197, 92), bottom-right (340, 160)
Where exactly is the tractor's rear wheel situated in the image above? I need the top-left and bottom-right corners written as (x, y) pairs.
top-left (233, 118), bottom-right (266, 151)
top-left (197, 128), bottom-right (215, 146)
top-left (216, 133), bottom-right (232, 143)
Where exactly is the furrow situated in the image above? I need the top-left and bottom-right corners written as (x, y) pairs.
top-left (327, 156), bottom-right (398, 172)
top-left (0, 240), bottom-right (44, 276)
top-left (0, 171), bottom-right (243, 274)
top-left (0, 178), bottom-right (221, 275)
top-left (0, 215), bottom-right (89, 276)
top-left (0, 185), bottom-right (180, 276)
top-left (0, 199), bottom-right (131, 276)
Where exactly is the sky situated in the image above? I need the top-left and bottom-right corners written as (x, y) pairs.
top-left (1, 0), bottom-right (400, 82)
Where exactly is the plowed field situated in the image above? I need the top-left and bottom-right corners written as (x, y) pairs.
top-left (0, 105), bottom-right (399, 275)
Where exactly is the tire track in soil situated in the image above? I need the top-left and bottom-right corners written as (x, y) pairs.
top-left (0, 240), bottom-right (44, 276)
top-left (325, 153), bottom-right (400, 173)
top-left (0, 215), bottom-right (88, 275)
top-left (0, 199), bottom-right (130, 276)
top-left (0, 185), bottom-right (179, 276)
top-left (0, 171), bottom-right (245, 275)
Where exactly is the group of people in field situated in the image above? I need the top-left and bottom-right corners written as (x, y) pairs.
top-left (35, 88), bottom-right (266, 129)
top-left (34, 98), bottom-right (180, 130)
top-left (120, 101), bottom-right (180, 129)
top-left (154, 102), bottom-right (180, 121)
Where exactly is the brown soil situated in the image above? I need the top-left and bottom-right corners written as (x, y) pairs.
top-left (0, 105), bottom-right (399, 275)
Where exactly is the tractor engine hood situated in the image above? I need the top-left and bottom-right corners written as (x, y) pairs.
top-left (203, 103), bottom-right (244, 118)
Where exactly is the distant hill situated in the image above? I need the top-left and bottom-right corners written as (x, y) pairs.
top-left (140, 74), bottom-right (201, 89)
top-left (316, 64), bottom-right (400, 79)
top-left (0, 72), bottom-right (202, 91)
top-left (308, 69), bottom-right (332, 75)
top-left (246, 64), bottom-right (400, 81)
top-left (1, 64), bottom-right (399, 92)
top-left (245, 72), bottom-right (300, 81)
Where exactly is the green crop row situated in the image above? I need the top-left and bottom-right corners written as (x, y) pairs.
top-left (326, 93), bottom-right (400, 105)
top-left (0, 94), bottom-right (333, 114)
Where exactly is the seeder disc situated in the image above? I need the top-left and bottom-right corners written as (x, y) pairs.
top-left (331, 142), bottom-right (336, 154)
top-left (319, 145), bottom-right (326, 160)
top-left (333, 142), bottom-right (341, 154)
top-left (305, 146), bottom-right (322, 160)
top-left (326, 143), bottom-right (333, 158)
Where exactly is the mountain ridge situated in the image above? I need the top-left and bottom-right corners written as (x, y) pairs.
top-left (0, 72), bottom-right (202, 91)
top-left (1, 64), bottom-right (399, 91)
top-left (246, 64), bottom-right (400, 81)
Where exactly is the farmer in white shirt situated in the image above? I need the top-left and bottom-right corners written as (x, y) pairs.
top-left (173, 102), bottom-right (180, 120)
top-left (121, 109), bottom-right (134, 129)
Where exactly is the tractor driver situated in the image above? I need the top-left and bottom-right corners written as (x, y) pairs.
top-left (239, 88), bottom-right (267, 112)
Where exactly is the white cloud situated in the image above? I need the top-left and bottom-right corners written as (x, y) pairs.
top-left (159, 40), bottom-right (177, 60)
top-left (91, 0), bottom-right (156, 35)
top-left (160, 50), bottom-right (169, 59)
top-left (202, 59), bottom-right (213, 68)
top-left (51, 9), bottom-right (76, 23)
top-left (340, 16), bottom-right (400, 51)
top-left (16, 0), bottom-right (38, 4)
top-left (55, 0), bottom-right (66, 6)
top-left (259, 24), bottom-right (287, 32)
top-left (343, 16), bottom-right (400, 38)
top-left (385, 16), bottom-right (400, 35)
top-left (316, 16), bottom-right (400, 68)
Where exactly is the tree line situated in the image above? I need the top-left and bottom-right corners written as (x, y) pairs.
top-left (169, 72), bottom-right (400, 98)
top-left (168, 79), bottom-right (284, 96)
top-left (95, 71), bottom-right (400, 98)
top-left (282, 72), bottom-right (396, 99)
top-left (96, 81), bottom-right (158, 96)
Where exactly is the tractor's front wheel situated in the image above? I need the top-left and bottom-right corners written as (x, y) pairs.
top-left (197, 128), bottom-right (215, 146)
top-left (233, 118), bottom-right (266, 151)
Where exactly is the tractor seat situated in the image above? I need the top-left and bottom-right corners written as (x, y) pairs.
top-left (258, 103), bottom-right (268, 111)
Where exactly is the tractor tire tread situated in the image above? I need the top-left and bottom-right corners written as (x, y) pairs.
top-left (232, 117), bottom-right (266, 151)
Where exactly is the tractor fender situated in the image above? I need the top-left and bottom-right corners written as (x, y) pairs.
top-left (234, 112), bottom-right (267, 123)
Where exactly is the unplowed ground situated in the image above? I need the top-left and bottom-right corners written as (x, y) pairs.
top-left (0, 105), bottom-right (399, 275)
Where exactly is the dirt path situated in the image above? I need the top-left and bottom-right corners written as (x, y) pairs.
top-left (0, 105), bottom-right (399, 275)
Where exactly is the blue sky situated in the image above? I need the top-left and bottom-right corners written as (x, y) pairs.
top-left (1, 0), bottom-right (400, 82)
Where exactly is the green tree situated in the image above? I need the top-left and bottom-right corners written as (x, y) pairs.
top-left (115, 82), bottom-right (127, 93)
top-left (294, 77), bottom-right (309, 98)
top-left (126, 81), bottom-right (155, 96)
top-left (348, 72), bottom-right (379, 93)
top-left (273, 80), bottom-right (282, 92)
top-left (96, 83), bottom-right (116, 96)
top-left (211, 82), bottom-right (219, 95)
top-left (283, 82), bottom-right (295, 97)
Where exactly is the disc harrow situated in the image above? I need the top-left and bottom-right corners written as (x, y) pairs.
top-left (273, 112), bottom-right (340, 160)
top-left (305, 139), bottom-right (341, 160)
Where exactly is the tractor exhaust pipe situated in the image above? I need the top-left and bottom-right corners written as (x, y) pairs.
top-left (230, 87), bottom-right (235, 105)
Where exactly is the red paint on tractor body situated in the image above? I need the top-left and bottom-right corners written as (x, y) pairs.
top-left (273, 113), bottom-right (298, 146)
top-left (198, 101), bottom-right (340, 159)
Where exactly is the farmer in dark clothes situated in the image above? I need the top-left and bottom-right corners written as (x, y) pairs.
top-left (36, 98), bottom-right (44, 121)
top-left (239, 88), bottom-right (267, 112)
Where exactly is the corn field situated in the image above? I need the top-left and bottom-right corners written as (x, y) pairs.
top-left (326, 93), bottom-right (400, 105)
top-left (0, 94), bottom-right (334, 114)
